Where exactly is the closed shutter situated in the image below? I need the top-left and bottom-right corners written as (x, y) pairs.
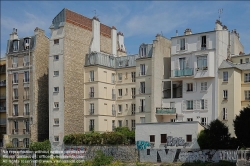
top-left (186, 57), bottom-right (189, 68)
top-left (176, 39), bottom-right (180, 52)
top-left (183, 83), bottom-right (187, 93)
top-left (196, 100), bottom-right (201, 109)
top-left (193, 82), bottom-right (196, 92)
top-left (206, 35), bottom-right (210, 49)
top-left (182, 100), bottom-right (186, 111)
top-left (204, 99), bottom-right (208, 110)
top-left (193, 100), bottom-right (197, 110)
top-left (185, 38), bottom-right (188, 51)
top-left (197, 36), bottom-right (201, 51)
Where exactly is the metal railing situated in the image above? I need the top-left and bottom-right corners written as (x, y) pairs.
top-left (23, 129), bottom-right (30, 134)
top-left (12, 112), bottom-right (19, 116)
top-left (0, 107), bottom-right (6, 112)
top-left (23, 78), bottom-right (30, 83)
top-left (89, 92), bottom-right (94, 98)
top-left (156, 108), bottom-right (176, 114)
top-left (89, 125), bottom-right (94, 131)
top-left (24, 111), bottom-right (30, 116)
top-left (0, 119), bottom-right (6, 125)
top-left (12, 129), bottom-right (18, 135)
top-left (172, 68), bottom-right (193, 77)
top-left (23, 62), bottom-right (30, 66)
top-left (0, 80), bottom-right (6, 86)
top-left (89, 109), bottom-right (94, 115)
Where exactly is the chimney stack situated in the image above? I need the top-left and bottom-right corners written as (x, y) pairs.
top-left (9, 28), bottom-right (18, 40)
top-left (215, 20), bottom-right (223, 30)
top-left (184, 28), bottom-right (192, 35)
top-left (176, 30), bottom-right (178, 36)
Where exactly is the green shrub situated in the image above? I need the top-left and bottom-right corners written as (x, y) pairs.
top-left (92, 150), bottom-right (113, 166)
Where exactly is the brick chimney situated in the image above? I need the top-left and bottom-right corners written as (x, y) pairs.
top-left (90, 16), bottom-right (100, 52)
top-left (10, 28), bottom-right (18, 40)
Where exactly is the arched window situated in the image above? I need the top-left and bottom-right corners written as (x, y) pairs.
top-left (23, 138), bottom-right (29, 148)
top-left (12, 138), bottom-right (19, 148)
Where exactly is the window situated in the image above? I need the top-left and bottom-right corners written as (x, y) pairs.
top-left (125, 72), bottom-right (128, 79)
top-left (245, 91), bottom-right (250, 100)
top-left (118, 73), bottom-right (122, 81)
top-left (246, 58), bottom-right (249, 63)
top-left (223, 90), bottom-right (228, 99)
top-left (223, 72), bottom-right (228, 82)
top-left (13, 89), bottom-right (18, 99)
top-left (118, 105), bottom-right (122, 113)
top-left (12, 138), bottom-right (19, 147)
top-left (240, 59), bottom-right (243, 64)
top-left (13, 72), bottom-right (18, 83)
top-left (140, 47), bottom-right (146, 57)
top-left (54, 71), bottom-right (59, 76)
top-left (140, 99), bottom-right (145, 112)
top-left (197, 56), bottom-right (207, 69)
top-left (150, 135), bottom-right (155, 143)
top-left (180, 38), bottom-right (185, 50)
top-left (140, 117), bottom-right (145, 123)
top-left (131, 120), bottom-right (135, 131)
top-left (140, 64), bottom-right (145, 76)
top-left (118, 89), bottom-right (122, 97)
top-left (112, 120), bottom-right (115, 130)
top-left (131, 72), bottom-right (136, 82)
top-left (54, 136), bottom-right (59, 142)
top-left (171, 119), bottom-right (176, 122)
top-left (89, 119), bottom-right (94, 131)
top-left (24, 121), bottom-right (29, 133)
top-left (24, 103), bottom-right (29, 115)
top-left (126, 120), bottom-right (128, 127)
top-left (23, 55), bottom-right (29, 66)
top-left (201, 99), bottom-right (205, 109)
top-left (24, 87), bottom-right (29, 100)
top-left (23, 138), bottom-right (29, 148)
top-left (201, 117), bottom-right (208, 125)
top-left (24, 38), bottom-right (30, 50)
top-left (89, 71), bottom-right (94, 82)
top-left (54, 55), bottom-right (59, 60)
top-left (186, 100), bottom-right (193, 110)
top-left (187, 83), bottom-right (193, 91)
top-left (119, 61), bottom-right (122, 66)
top-left (14, 121), bottom-right (18, 129)
top-left (131, 88), bottom-right (136, 99)
top-left (125, 88), bottom-right (128, 95)
top-left (223, 108), bottom-right (227, 120)
top-left (54, 39), bottom-right (59, 44)
top-left (111, 73), bottom-right (115, 83)
top-left (161, 134), bottom-right (167, 143)
top-left (24, 71), bottom-right (29, 83)
top-left (201, 36), bottom-right (206, 49)
top-left (179, 58), bottom-right (186, 70)
top-left (118, 120), bottom-right (122, 127)
top-left (187, 118), bottom-right (193, 121)
top-left (201, 82), bottom-right (207, 91)
top-left (90, 87), bottom-right (94, 98)
top-left (170, 102), bottom-right (175, 108)
top-left (131, 104), bottom-right (136, 115)
top-left (140, 82), bottom-right (145, 94)
top-left (147, 149), bottom-right (150, 155)
top-left (54, 102), bottom-right (59, 109)
top-left (112, 104), bottom-right (115, 116)
top-left (54, 87), bottom-right (59, 93)
top-left (244, 73), bottom-right (250, 82)
top-left (13, 40), bottom-right (19, 51)
top-left (90, 103), bottom-right (94, 114)
top-left (54, 118), bottom-right (59, 125)
top-left (12, 57), bottom-right (18, 67)
top-left (126, 104), bottom-right (128, 110)
top-left (186, 135), bottom-right (192, 142)
top-left (13, 104), bottom-right (18, 116)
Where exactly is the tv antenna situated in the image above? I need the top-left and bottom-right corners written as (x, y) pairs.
top-left (218, 8), bottom-right (223, 21)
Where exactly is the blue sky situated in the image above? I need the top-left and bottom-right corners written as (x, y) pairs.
top-left (1, 1), bottom-right (250, 58)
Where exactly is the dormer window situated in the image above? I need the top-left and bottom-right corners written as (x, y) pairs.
top-left (140, 47), bottom-right (146, 57)
top-left (24, 38), bottom-right (30, 50)
top-left (13, 40), bottom-right (19, 52)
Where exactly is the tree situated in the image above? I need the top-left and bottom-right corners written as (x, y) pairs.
top-left (234, 106), bottom-right (250, 148)
top-left (198, 119), bottom-right (231, 149)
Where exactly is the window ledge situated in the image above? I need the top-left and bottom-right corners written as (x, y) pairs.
top-left (53, 124), bottom-right (59, 126)
top-left (53, 107), bottom-right (59, 110)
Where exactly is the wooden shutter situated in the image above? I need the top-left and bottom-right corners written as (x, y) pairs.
top-left (185, 38), bottom-right (188, 51)
top-left (161, 134), bottom-right (167, 143)
top-left (204, 99), bottom-right (208, 110)
top-left (193, 100), bottom-right (197, 110)
top-left (206, 35), bottom-right (210, 49)
top-left (182, 100), bottom-right (186, 111)
top-left (176, 39), bottom-right (180, 52)
top-left (197, 36), bottom-right (201, 51)
top-left (196, 100), bottom-right (201, 110)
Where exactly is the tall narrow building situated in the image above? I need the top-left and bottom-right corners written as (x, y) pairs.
top-left (5, 27), bottom-right (49, 148)
top-left (0, 58), bottom-right (6, 147)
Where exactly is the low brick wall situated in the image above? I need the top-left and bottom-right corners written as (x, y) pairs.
top-left (64, 145), bottom-right (138, 162)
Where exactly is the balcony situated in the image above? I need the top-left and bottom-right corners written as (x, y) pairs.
top-left (0, 80), bottom-right (6, 86)
top-left (89, 109), bottom-right (94, 115)
top-left (23, 112), bottom-right (30, 116)
top-left (12, 129), bottom-right (18, 135)
top-left (12, 112), bottom-right (19, 116)
top-left (156, 108), bottom-right (176, 115)
top-left (13, 96), bottom-right (18, 101)
top-left (139, 72), bottom-right (146, 76)
top-left (23, 62), bottom-right (30, 67)
top-left (12, 80), bottom-right (18, 84)
top-left (23, 129), bottom-right (30, 134)
top-left (23, 95), bottom-right (30, 100)
top-left (0, 95), bottom-right (6, 100)
top-left (89, 125), bottom-right (94, 131)
top-left (0, 107), bottom-right (6, 112)
top-left (23, 78), bottom-right (30, 83)
top-left (0, 119), bottom-right (6, 125)
top-left (139, 106), bottom-right (145, 113)
top-left (12, 63), bottom-right (18, 68)
top-left (89, 92), bottom-right (94, 98)
top-left (0, 65), bottom-right (6, 73)
top-left (172, 68), bottom-right (193, 77)
top-left (112, 94), bottom-right (116, 100)
top-left (112, 110), bottom-right (116, 116)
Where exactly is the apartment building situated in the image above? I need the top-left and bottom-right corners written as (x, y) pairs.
top-left (218, 53), bottom-right (250, 136)
top-left (5, 27), bottom-right (49, 148)
top-left (0, 58), bottom-right (6, 147)
top-left (160, 20), bottom-right (243, 125)
top-left (49, 8), bottom-right (172, 150)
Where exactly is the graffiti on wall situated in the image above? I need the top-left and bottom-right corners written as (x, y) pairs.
top-left (136, 140), bottom-right (151, 150)
top-left (167, 136), bottom-right (192, 147)
top-left (139, 149), bottom-right (237, 163)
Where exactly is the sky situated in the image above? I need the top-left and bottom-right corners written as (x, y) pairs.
top-left (1, 1), bottom-right (250, 58)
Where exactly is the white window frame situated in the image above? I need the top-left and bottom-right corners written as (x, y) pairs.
top-left (140, 64), bottom-right (146, 76)
top-left (118, 73), bottom-right (122, 81)
top-left (246, 58), bottom-right (249, 63)
top-left (13, 40), bottom-right (19, 52)
top-left (90, 103), bottom-right (94, 114)
top-left (54, 118), bottom-right (59, 125)
top-left (54, 71), bottom-right (59, 76)
top-left (244, 73), bottom-right (250, 82)
top-left (223, 71), bottom-right (228, 82)
top-left (201, 36), bottom-right (207, 49)
top-left (13, 72), bottom-right (18, 83)
top-left (118, 89), bottom-right (122, 97)
top-left (223, 90), bottom-right (228, 100)
top-left (118, 105), bottom-right (122, 113)
top-left (54, 136), bottom-right (59, 142)
top-left (200, 99), bottom-right (205, 109)
top-left (245, 90), bottom-right (250, 100)
top-left (89, 70), bottom-right (94, 82)
top-left (13, 104), bottom-right (18, 115)
top-left (111, 73), bottom-right (115, 84)
top-left (186, 100), bottom-right (193, 110)
top-left (171, 119), bottom-right (176, 122)
top-left (201, 82), bottom-right (207, 91)
top-left (54, 102), bottom-right (59, 109)
top-left (201, 117), bottom-right (208, 125)
top-left (197, 56), bottom-right (208, 69)
top-left (223, 108), bottom-right (227, 120)
top-left (24, 71), bottom-right (29, 83)
top-left (24, 103), bottom-right (29, 115)
top-left (187, 118), bottom-right (193, 121)
top-left (180, 38), bottom-right (185, 50)
top-left (131, 72), bottom-right (136, 82)
top-left (118, 120), bottom-right (122, 127)
top-left (140, 82), bottom-right (145, 94)
top-left (140, 117), bottom-right (145, 123)
top-left (187, 83), bottom-right (193, 92)
top-left (131, 104), bottom-right (136, 114)
top-left (54, 87), bottom-right (59, 93)
top-left (54, 55), bottom-right (59, 61)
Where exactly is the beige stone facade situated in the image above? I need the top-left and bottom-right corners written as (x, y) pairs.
top-left (5, 27), bottom-right (49, 148)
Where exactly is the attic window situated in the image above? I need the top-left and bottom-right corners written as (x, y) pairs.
top-left (24, 38), bottom-right (30, 50)
top-left (140, 47), bottom-right (146, 57)
top-left (54, 39), bottom-right (59, 45)
top-left (13, 40), bottom-right (19, 51)
top-left (119, 61), bottom-right (122, 66)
